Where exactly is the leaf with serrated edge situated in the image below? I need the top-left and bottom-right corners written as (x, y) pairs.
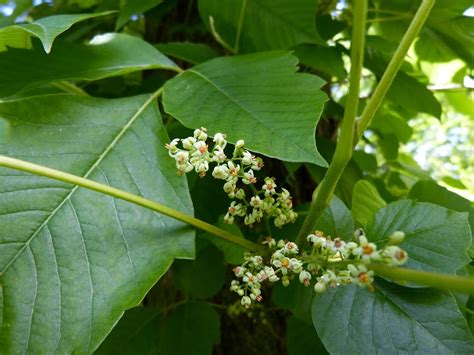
top-left (0, 12), bottom-right (115, 53)
top-left (366, 200), bottom-right (471, 275)
top-left (313, 280), bottom-right (474, 353)
top-left (163, 52), bottom-right (328, 166)
top-left (0, 33), bottom-right (177, 99)
top-left (0, 93), bottom-right (194, 353)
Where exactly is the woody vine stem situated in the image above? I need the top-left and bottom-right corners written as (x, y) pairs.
top-left (0, 0), bottom-right (472, 295)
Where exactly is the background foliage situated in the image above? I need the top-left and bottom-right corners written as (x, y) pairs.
top-left (0, 0), bottom-right (472, 353)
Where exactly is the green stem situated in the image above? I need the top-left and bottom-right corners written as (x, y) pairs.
top-left (356, 0), bottom-right (435, 142)
top-left (369, 265), bottom-right (474, 295)
top-left (208, 16), bottom-right (235, 53)
top-left (234, 0), bottom-right (247, 53)
top-left (0, 155), bottom-right (264, 253)
top-left (296, 0), bottom-right (367, 244)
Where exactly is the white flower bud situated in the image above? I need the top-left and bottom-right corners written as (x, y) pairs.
top-left (212, 165), bottom-right (229, 180)
top-left (193, 127), bottom-right (208, 141)
top-left (314, 281), bottom-right (327, 293)
top-left (182, 137), bottom-right (196, 150)
top-left (242, 151), bottom-right (253, 165)
top-left (389, 231), bottom-right (405, 245)
top-left (241, 296), bottom-right (251, 308)
top-left (213, 132), bottom-right (227, 148)
top-left (223, 180), bottom-right (236, 194)
top-left (282, 275), bottom-right (290, 287)
top-left (235, 139), bottom-right (245, 149)
top-left (236, 188), bottom-right (246, 200)
top-left (237, 289), bottom-right (244, 296)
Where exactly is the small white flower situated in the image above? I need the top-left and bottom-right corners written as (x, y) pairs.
top-left (181, 137), bottom-right (196, 150)
top-left (213, 132), bottom-right (227, 148)
top-left (289, 258), bottom-right (303, 273)
top-left (284, 242), bottom-right (299, 255)
top-left (165, 138), bottom-right (180, 154)
top-left (212, 146), bottom-right (227, 163)
top-left (250, 196), bottom-right (263, 208)
top-left (193, 127), bottom-right (208, 141)
top-left (235, 139), bottom-right (245, 149)
top-left (242, 169), bottom-right (257, 184)
top-left (262, 177), bottom-right (276, 196)
top-left (227, 161), bottom-right (241, 179)
top-left (223, 180), bottom-right (236, 194)
top-left (241, 295), bottom-right (251, 308)
top-left (212, 165), bottom-right (229, 180)
top-left (192, 140), bottom-right (209, 155)
top-left (242, 151), bottom-right (254, 165)
top-left (299, 270), bottom-right (312, 286)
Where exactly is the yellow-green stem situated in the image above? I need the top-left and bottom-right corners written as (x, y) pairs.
top-left (296, 0), bottom-right (367, 244)
top-left (369, 265), bottom-right (474, 295)
top-left (0, 155), bottom-right (264, 253)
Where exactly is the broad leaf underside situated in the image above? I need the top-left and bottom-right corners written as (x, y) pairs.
top-left (0, 94), bottom-right (194, 353)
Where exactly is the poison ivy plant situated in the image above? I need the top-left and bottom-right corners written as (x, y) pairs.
top-left (0, 0), bottom-right (472, 353)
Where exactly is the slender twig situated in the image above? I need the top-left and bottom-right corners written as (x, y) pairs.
top-left (234, 0), bottom-right (248, 53)
top-left (369, 265), bottom-right (474, 295)
top-left (0, 155), bottom-right (264, 253)
top-left (296, 0), bottom-right (367, 244)
top-left (356, 0), bottom-right (436, 141)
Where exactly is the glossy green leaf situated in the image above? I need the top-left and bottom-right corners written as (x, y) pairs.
top-left (156, 42), bottom-right (219, 65)
top-left (198, 0), bottom-right (323, 52)
top-left (0, 94), bottom-right (194, 353)
top-left (158, 303), bottom-right (220, 355)
top-left (315, 196), bottom-right (354, 241)
top-left (313, 280), bottom-right (474, 353)
top-left (116, 0), bottom-right (162, 30)
top-left (96, 307), bottom-right (161, 354)
top-left (351, 180), bottom-right (386, 228)
top-left (163, 52), bottom-right (328, 166)
top-left (0, 33), bottom-right (177, 98)
top-left (0, 12), bottom-right (115, 53)
top-left (0, 117), bottom-right (9, 142)
top-left (287, 316), bottom-right (327, 355)
top-left (366, 200), bottom-right (471, 274)
top-left (293, 44), bottom-right (346, 78)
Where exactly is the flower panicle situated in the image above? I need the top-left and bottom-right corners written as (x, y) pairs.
top-left (166, 127), bottom-right (297, 228)
top-left (230, 230), bottom-right (408, 308)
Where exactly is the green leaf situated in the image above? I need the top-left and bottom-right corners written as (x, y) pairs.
top-left (0, 33), bottom-right (178, 98)
top-left (293, 44), bottom-right (346, 78)
top-left (386, 71), bottom-right (441, 118)
top-left (370, 110), bottom-right (413, 143)
top-left (173, 242), bottom-right (225, 299)
top-left (0, 12), bottom-right (115, 53)
top-left (163, 52), bottom-right (328, 166)
top-left (287, 316), bottom-right (327, 355)
top-left (315, 196), bottom-right (354, 241)
top-left (96, 307), bottom-right (161, 354)
top-left (116, 0), bottom-right (162, 30)
top-left (158, 303), bottom-right (220, 355)
top-left (156, 42), bottom-right (220, 65)
top-left (313, 280), bottom-right (474, 353)
top-left (271, 281), bottom-right (314, 323)
top-left (198, 0), bottom-right (323, 52)
top-left (201, 217), bottom-right (246, 265)
top-left (351, 180), bottom-right (386, 228)
top-left (0, 117), bottom-right (10, 142)
top-left (0, 94), bottom-right (194, 353)
top-left (366, 200), bottom-right (471, 275)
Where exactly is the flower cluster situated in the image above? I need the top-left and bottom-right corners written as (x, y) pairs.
top-left (230, 230), bottom-right (408, 308)
top-left (166, 128), bottom-right (297, 228)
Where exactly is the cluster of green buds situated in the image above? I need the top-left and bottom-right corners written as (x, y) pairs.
top-left (165, 127), bottom-right (297, 228)
top-left (230, 230), bottom-right (408, 308)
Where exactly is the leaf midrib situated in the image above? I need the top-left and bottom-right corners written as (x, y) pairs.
top-left (0, 90), bottom-right (161, 276)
